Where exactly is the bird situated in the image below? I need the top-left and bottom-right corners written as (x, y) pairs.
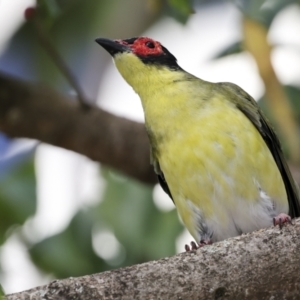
top-left (95, 36), bottom-right (300, 251)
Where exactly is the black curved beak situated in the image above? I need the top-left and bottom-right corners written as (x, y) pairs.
top-left (95, 38), bottom-right (130, 56)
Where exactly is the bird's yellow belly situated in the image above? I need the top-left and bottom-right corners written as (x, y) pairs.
top-left (157, 104), bottom-right (288, 242)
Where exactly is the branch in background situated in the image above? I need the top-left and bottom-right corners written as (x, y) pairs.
top-left (5, 219), bottom-right (300, 299)
top-left (242, 17), bottom-right (300, 164)
top-left (0, 72), bottom-right (156, 184)
top-left (25, 6), bottom-right (90, 110)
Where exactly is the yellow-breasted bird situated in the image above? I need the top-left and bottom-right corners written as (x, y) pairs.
top-left (96, 37), bottom-right (300, 250)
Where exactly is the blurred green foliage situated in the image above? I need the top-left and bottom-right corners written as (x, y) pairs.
top-left (259, 86), bottom-right (300, 123)
top-left (213, 41), bottom-right (243, 60)
top-left (0, 284), bottom-right (4, 297)
top-left (30, 210), bottom-right (109, 278)
top-left (233, 0), bottom-right (300, 27)
top-left (215, 0), bottom-right (300, 60)
top-left (98, 169), bottom-right (181, 263)
top-left (29, 169), bottom-right (182, 279)
top-left (0, 159), bottom-right (36, 245)
top-left (167, 0), bottom-right (194, 23)
top-left (36, 0), bottom-right (61, 28)
top-left (258, 85), bottom-right (300, 156)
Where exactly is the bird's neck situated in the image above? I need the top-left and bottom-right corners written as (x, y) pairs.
top-left (114, 53), bottom-right (212, 146)
top-left (137, 73), bottom-right (211, 154)
top-left (114, 52), bottom-right (196, 99)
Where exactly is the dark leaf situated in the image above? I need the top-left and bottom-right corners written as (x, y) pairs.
top-left (233, 0), bottom-right (299, 28)
top-left (213, 41), bottom-right (243, 59)
top-left (258, 85), bottom-right (300, 155)
top-left (167, 0), bottom-right (194, 23)
top-left (0, 159), bottom-right (36, 245)
top-left (98, 169), bottom-right (182, 265)
top-left (29, 210), bottom-right (108, 278)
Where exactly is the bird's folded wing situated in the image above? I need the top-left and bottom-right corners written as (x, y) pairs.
top-left (219, 82), bottom-right (300, 218)
top-left (150, 147), bottom-right (174, 203)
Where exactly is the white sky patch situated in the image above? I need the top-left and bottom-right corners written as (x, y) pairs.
top-left (98, 62), bottom-right (144, 121)
top-left (0, 139), bottom-right (37, 161)
top-left (0, 234), bottom-right (51, 294)
top-left (199, 52), bottom-right (265, 99)
top-left (92, 227), bottom-right (126, 266)
top-left (152, 184), bottom-right (175, 212)
top-left (272, 47), bottom-right (300, 87)
top-left (176, 228), bottom-right (193, 254)
top-left (269, 4), bottom-right (300, 47)
top-left (269, 4), bottom-right (300, 87)
top-left (0, 0), bottom-right (35, 53)
top-left (30, 144), bottom-right (103, 242)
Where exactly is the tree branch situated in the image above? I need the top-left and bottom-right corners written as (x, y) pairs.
top-left (5, 219), bottom-right (300, 299)
top-left (0, 72), bottom-right (156, 184)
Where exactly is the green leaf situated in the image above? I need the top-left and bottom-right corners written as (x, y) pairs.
top-left (167, 0), bottom-right (194, 23)
top-left (213, 41), bottom-right (243, 59)
top-left (259, 85), bottom-right (300, 122)
top-left (258, 85), bottom-right (300, 156)
top-left (37, 0), bottom-right (62, 29)
top-left (0, 284), bottom-right (5, 297)
top-left (284, 85), bottom-right (300, 122)
top-left (99, 169), bottom-right (182, 264)
top-left (0, 159), bottom-right (37, 245)
top-left (232, 0), bottom-right (299, 28)
top-left (29, 210), bottom-right (108, 278)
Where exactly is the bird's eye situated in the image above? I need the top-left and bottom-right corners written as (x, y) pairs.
top-left (145, 41), bottom-right (155, 49)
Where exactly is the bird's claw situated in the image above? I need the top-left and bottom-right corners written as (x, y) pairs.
top-left (185, 239), bottom-right (212, 252)
top-left (273, 213), bottom-right (292, 229)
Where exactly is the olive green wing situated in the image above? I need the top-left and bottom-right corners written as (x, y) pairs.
top-left (219, 82), bottom-right (300, 218)
top-left (150, 147), bottom-right (174, 203)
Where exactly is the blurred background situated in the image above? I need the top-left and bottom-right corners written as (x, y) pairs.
top-left (0, 0), bottom-right (300, 294)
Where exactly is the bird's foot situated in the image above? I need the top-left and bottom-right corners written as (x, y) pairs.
top-left (273, 213), bottom-right (292, 229)
top-left (185, 239), bottom-right (212, 252)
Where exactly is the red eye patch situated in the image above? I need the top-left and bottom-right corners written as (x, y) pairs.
top-left (130, 37), bottom-right (164, 56)
top-left (113, 36), bottom-right (179, 69)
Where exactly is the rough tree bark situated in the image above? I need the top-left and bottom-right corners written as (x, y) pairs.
top-left (5, 219), bottom-right (300, 300)
top-left (0, 72), bottom-right (156, 184)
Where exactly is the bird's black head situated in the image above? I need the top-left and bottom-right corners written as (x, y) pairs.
top-left (96, 36), bottom-right (181, 70)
